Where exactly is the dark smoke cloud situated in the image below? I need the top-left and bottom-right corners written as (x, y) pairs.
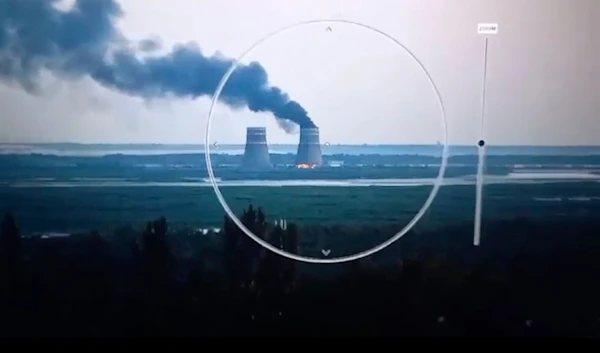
top-left (0, 0), bottom-right (316, 129)
top-left (137, 37), bottom-right (162, 53)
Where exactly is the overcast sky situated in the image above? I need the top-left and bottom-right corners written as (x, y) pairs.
top-left (0, 0), bottom-right (598, 145)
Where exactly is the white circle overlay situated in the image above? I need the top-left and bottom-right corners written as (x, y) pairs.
top-left (205, 19), bottom-right (449, 264)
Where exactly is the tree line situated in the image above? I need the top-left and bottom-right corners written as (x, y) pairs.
top-left (1, 207), bottom-right (600, 336)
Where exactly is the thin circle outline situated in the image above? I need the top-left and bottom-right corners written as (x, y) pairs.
top-left (205, 19), bottom-right (449, 264)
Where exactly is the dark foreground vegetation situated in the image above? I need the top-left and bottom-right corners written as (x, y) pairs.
top-left (2, 207), bottom-right (600, 337)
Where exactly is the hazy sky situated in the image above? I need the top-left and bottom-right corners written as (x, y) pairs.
top-left (0, 0), bottom-right (598, 145)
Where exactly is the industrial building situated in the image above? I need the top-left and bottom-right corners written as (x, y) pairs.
top-left (295, 127), bottom-right (323, 168)
top-left (241, 126), bottom-right (324, 169)
top-left (242, 127), bottom-right (272, 169)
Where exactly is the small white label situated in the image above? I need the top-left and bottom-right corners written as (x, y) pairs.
top-left (478, 23), bottom-right (498, 35)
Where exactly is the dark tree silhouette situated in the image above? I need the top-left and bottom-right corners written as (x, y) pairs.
top-left (1, 205), bottom-right (600, 336)
top-left (222, 205), bottom-right (272, 291)
top-left (136, 217), bottom-right (173, 286)
top-left (281, 223), bottom-right (299, 292)
top-left (223, 215), bottom-right (242, 289)
top-left (0, 212), bottom-right (22, 269)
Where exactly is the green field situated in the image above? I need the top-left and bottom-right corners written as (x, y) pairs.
top-left (2, 182), bottom-right (597, 235)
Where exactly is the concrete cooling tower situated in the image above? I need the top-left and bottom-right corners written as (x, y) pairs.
top-left (242, 127), bottom-right (272, 169)
top-left (295, 127), bottom-right (323, 168)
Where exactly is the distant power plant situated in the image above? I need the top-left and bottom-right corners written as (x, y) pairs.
top-left (242, 127), bottom-right (272, 169)
top-left (241, 126), bottom-right (323, 169)
top-left (295, 127), bottom-right (323, 168)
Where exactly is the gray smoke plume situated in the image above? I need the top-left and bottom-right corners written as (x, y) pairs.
top-left (0, 0), bottom-right (316, 129)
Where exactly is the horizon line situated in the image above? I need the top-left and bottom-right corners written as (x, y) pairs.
top-left (2, 142), bottom-right (600, 148)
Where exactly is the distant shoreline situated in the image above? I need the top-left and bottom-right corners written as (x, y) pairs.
top-left (3, 147), bottom-right (600, 158)
top-left (2, 143), bottom-right (600, 148)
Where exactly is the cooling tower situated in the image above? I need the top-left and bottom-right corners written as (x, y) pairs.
top-left (295, 127), bottom-right (323, 167)
top-left (242, 127), bottom-right (272, 169)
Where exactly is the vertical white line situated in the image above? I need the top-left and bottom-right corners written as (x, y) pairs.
top-left (479, 37), bottom-right (489, 136)
top-left (474, 148), bottom-right (485, 246)
top-left (474, 37), bottom-right (489, 246)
